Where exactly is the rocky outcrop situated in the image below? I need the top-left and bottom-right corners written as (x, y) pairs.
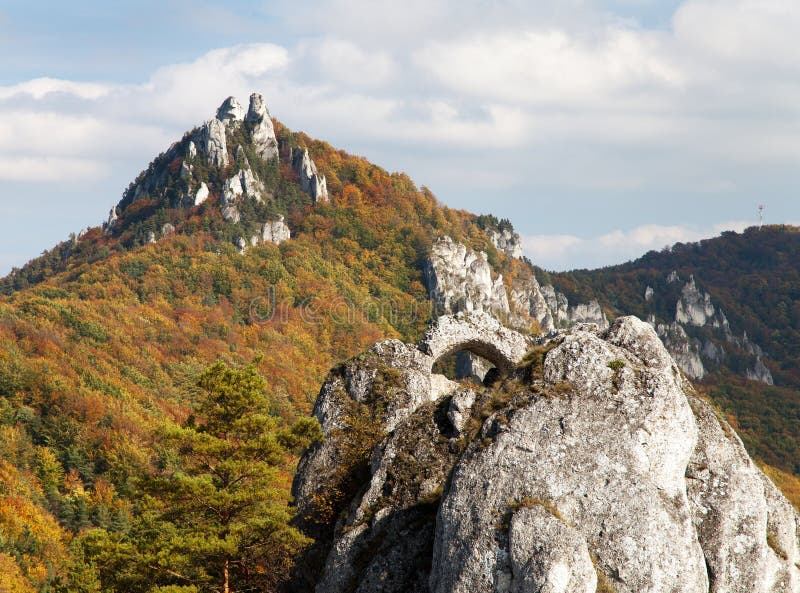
top-left (568, 301), bottom-right (608, 328)
top-left (655, 321), bottom-right (706, 380)
top-left (292, 147), bottom-right (329, 203)
top-left (748, 356), bottom-right (774, 385)
top-left (676, 275), bottom-right (717, 327)
top-left (221, 168), bottom-right (264, 223)
top-left (537, 285), bottom-right (608, 331)
top-left (250, 216), bottom-right (291, 246)
top-left (216, 96), bottom-right (245, 124)
top-left (198, 118), bottom-right (229, 168)
top-left (424, 235), bottom-right (607, 338)
top-left (425, 236), bottom-right (509, 317)
top-left (487, 228), bottom-right (522, 259)
top-left (245, 93), bottom-right (279, 161)
top-left (104, 207), bottom-right (118, 234)
top-left (293, 314), bottom-right (800, 593)
top-left (193, 182), bottom-right (209, 206)
top-left (509, 276), bottom-right (556, 333)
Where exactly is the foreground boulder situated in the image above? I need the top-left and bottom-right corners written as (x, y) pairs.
top-left (292, 313), bottom-right (800, 593)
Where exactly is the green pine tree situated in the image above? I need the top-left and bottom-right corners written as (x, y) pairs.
top-left (88, 361), bottom-right (322, 593)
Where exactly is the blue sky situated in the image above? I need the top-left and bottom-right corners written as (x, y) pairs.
top-left (1, 0), bottom-right (798, 273)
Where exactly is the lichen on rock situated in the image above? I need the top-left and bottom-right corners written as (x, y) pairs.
top-left (292, 313), bottom-right (800, 593)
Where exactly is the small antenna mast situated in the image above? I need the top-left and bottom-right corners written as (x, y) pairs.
top-left (758, 204), bottom-right (764, 230)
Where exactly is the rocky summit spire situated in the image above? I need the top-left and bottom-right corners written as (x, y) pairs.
top-left (216, 96), bottom-right (245, 123)
top-left (291, 147), bottom-right (329, 203)
top-left (245, 93), bottom-right (279, 161)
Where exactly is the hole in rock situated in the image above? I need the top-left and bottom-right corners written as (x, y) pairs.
top-left (432, 350), bottom-right (496, 387)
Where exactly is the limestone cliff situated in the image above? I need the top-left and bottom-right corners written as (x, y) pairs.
top-left (100, 93), bottom-right (325, 253)
top-left (292, 313), bottom-right (800, 593)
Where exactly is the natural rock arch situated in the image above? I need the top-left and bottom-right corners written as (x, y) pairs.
top-left (419, 312), bottom-right (534, 374)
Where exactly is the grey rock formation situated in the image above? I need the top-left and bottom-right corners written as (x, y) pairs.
top-left (161, 223), bottom-right (175, 237)
top-left (676, 275), bottom-right (716, 326)
top-left (425, 236), bottom-right (510, 317)
top-left (235, 236), bottom-right (248, 254)
top-left (748, 356), bottom-right (775, 385)
top-left (667, 270), bottom-right (680, 284)
top-left (292, 147), bottom-right (329, 203)
top-left (420, 311), bottom-right (534, 374)
top-left (510, 276), bottom-right (555, 332)
top-left (216, 96), bottom-right (245, 123)
top-left (568, 301), bottom-right (609, 329)
top-left (198, 118), bottom-right (229, 168)
top-left (104, 207), bottom-right (118, 234)
top-left (655, 321), bottom-right (706, 379)
top-left (424, 235), bottom-right (606, 335)
top-left (540, 285), bottom-right (570, 328)
top-left (687, 392), bottom-right (799, 593)
top-left (537, 285), bottom-right (608, 330)
top-left (487, 228), bottom-right (522, 259)
top-left (645, 285), bottom-right (654, 301)
top-left (146, 231), bottom-right (156, 244)
top-left (186, 140), bottom-right (197, 160)
top-left (260, 216), bottom-right (291, 245)
top-left (194, 182), bottom-right (210, 206)
top-left (249, 217), bottom-right (291, 247)
top-left (245, 93), bottom-right (279, 161)
top-left (221, 168), bottom-right (264, 222)
top-left (293, 314), bottom-right (800, 593)
top-left (508, 506), bottom-right (597, 593)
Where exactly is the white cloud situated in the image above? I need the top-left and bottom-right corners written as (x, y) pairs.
top-left (295, 39), bottom-right (396, 89)
top-left (416, 27), bottom-right (682, 106)
top-left (0, 78), bottom-right (112, 101)
top-left (521, 220), bottom-right (752, 270)
top-left (0, 156), bottom-right (105, 182)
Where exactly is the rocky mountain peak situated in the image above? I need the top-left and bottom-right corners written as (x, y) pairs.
top-left (293, 313), bottom-right (800, 593)
top-left (216, 95), bottom-right (245, 123)
top-left (245, 92), bottom-right (269, 121)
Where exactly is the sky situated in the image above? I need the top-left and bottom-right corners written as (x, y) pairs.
top-left (1, 0), bottom-right (798, 274)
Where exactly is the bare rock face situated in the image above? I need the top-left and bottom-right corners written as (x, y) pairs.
top-left (104, 207), bottom-right (118, 234)
top-left (509, 506), bottom-right (597, 593)
top-left (198, 118), bottom-right (228, 168)
top-left (292, 314), bottom-right (800, 593)
top-left (687, 393), bottom-right (800, 593)
top-left (194, 182), bottom-right (209, 206)
top-left (487, 228), bottom-right (522, 259)
top-left (676, 275), bottom-right (717, 326)
top-left (425, 236), bottom-right (510, 317)
top-left (655, 321), bottom-right (706, 380)
top-left (249, 216), bottom-right (291, 247)
top-left (748, 356), bottom-right (774, 385)
top-left (510, 276), bottom-right (555, 332)
top-left (221, 168), bottom-right (264, 222)
top-left (568, 301), bottom-right (609, 329)
top-left (216, 96), bottom-right (245, 123)
top-left (431, 318), bottom-right (708, 593)
top-left (292, 147), bottom-right (329, 203)
top-left (260, 216), bottom-right (290, 245)
top-left (245, 93), bottom-right (279, 161)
